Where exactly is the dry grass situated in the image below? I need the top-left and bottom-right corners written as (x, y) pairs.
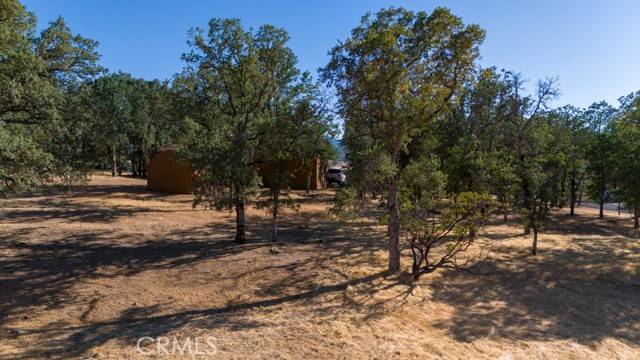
top-left (0, 173), bottom-right (638, 359)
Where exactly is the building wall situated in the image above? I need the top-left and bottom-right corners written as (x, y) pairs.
top-left (147, 149), bottom-right (326, 193)
top-left (258, 158), bottom-right (327, 190)
top-left (146, 149), bottom-right (193, 194)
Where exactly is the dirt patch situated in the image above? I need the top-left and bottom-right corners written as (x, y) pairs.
top-left (0, 173), bottom-right (638, 359)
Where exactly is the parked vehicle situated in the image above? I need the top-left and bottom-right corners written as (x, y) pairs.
top-left (326, 168), bottom-right (347, 186)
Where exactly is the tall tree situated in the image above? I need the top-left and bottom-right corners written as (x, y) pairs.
top-left (90, 73), bottom-right (135, 176)
top-left (322, 7), bottom-right (485, 272)
top-left (176, 18), bottom-right (300, 243)
top-left (612, 94), bottom-right (640, 228)
top-left (436, 68), bottom-right (518, 221)
top-left (500, 72), bottom-right (565, 255)
top-left (555, 105), bottom-right (588, 216)
top-left (127, 79), bottom-right (174, 177)
top-left (584, 101), bottom-right (617, 218)
top-left (257, 74), bottom-right (336, 241)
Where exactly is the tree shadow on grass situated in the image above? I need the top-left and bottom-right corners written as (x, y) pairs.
top-left (545, 211), bottom-right (636, 238)
top-left (1, 198), bottom-right (158, 223)
top-left (428, 236), bottom-right (640, 347)
top-left (4, 187), bottom-right (639, 358)
top-left (1, 217), bottom-right (397, 359)
top-left (7, 270), bottom-right (391, 360)
top-left (0, 222), bottom-right (267, 329)
top-left (0, 188), bottom-right (402, 359)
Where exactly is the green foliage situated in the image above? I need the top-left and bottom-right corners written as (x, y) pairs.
top-left (0, 127), bottom-right (51, 195)
top-left (1, 0), bottom-right (101, 195)
top-left (399, 156), bottom-right (447, 213)
top-left (322, 7), bottom-right (486, 271)
top-left (436, 68), bottom-right (519, 209)
top-left (86, 73), bottom-right (174, 176)
top-left (584, 101), bottom-right (617, 211)
top-left (323, 7), bottom-right (485, 182)
top-left (329, 187), bottom-right (361, 221)
top-left (175, 18), bottom-right (305, 242)
top-left (405, 190), bottom-right (494, 279)
top-left (611, 94), bottom-right (640, 224)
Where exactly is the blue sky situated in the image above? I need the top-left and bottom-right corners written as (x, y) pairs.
top-left (22, 0), bottom-right (640, 108)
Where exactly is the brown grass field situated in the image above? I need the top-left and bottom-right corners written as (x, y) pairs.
top-left (0, 173), bottom-right (639, 359)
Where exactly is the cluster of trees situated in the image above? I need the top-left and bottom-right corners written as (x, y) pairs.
top-left (1, 0), bottom-right (179, 191)
top-left (173, 19), bottom-right (335, 242)
top-left (1, 0), bottom-right (335, 243)
top-left (1, 0), bottom-right (101, 195)
top-left (3, 1), bottom-right (639, 277)
top-left (324, 7), bottom-right (640, 278)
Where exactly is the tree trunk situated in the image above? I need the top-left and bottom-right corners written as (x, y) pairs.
top-left (132, 157), bottom-right (138, 177)
top-left (111, 146), bottom-right (117, 177)
top-left (142, 150), bottom-right (149, 178)
top-left (569, 174), bottom-right (577, 216)
top-left (559, 169), bottom-right (567, 208)
top-left (271, 189), bottom-right (279, 242)
top-left (522, 170), bottom-right (531, 235)
top-left (387, 176), bottom-right (401, 273)
top-left (501, 197), bottom-right (508, 223)
top-left (306, 171), bottom-right (311, 195)
top-left (634, 207), bottom-right (639, 229)
top-left (578, 191), bottom-right (583, 206)
top-left (531, 225), bottom-right (538, 255)
top-left (235, 198), bottom-right (246, 243)
top-left (599, 200), bottom-right (604, 219)
top-left (141, 139), bottom-right (148, 178)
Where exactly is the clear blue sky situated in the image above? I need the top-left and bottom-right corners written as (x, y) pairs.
top-left (22, 0), bottom-right (640, 108)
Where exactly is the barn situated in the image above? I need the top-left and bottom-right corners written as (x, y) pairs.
top-left (147, 146), bottom-right (327, 193)
top-left (146, 146), bottom-right (193, 194)
top-left (258, 158), bottom-right (327, 191)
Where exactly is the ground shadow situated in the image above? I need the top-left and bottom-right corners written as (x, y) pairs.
top-left (0, 221), bottom-right (271, 327)
top-left (428, 237), bottom-right (640, 346)
top-left (3, 181), bottom-right (639, 358)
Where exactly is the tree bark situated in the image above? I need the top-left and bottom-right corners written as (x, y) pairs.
top-left (387, 176), bottom-right (401, 273)
top-left (531, 225), bottom-right (538, 255)
top-left (235, 198), bottom-right (246, 243)
top-left (599, 200), bottom-right (604, 219)
top-left (569, 173), bottom-right (577, 216)
top-left (111, 146), bottom-right (117, 177)
top-left (634, 207), bottom-right (639, 229)
top-left (558, 169), bottom-right (567, 208)
top-left (141, 139), bottom-right (148, 178)
top-left (578, 191), bottom-right (583, 206)
top-left (271, 188), bottom-right (280, 242)
top-left (522, 169), bottom-right (531, 235)
top-left (501, 197), bottom-right (508, 223)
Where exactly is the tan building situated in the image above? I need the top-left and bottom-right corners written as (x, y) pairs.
top-left (147, 146), bottom-right (326, 193)
top-left (146, 146), bottom-right (193, 194)
top-left (258, 158), bottom-right (327, 191)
